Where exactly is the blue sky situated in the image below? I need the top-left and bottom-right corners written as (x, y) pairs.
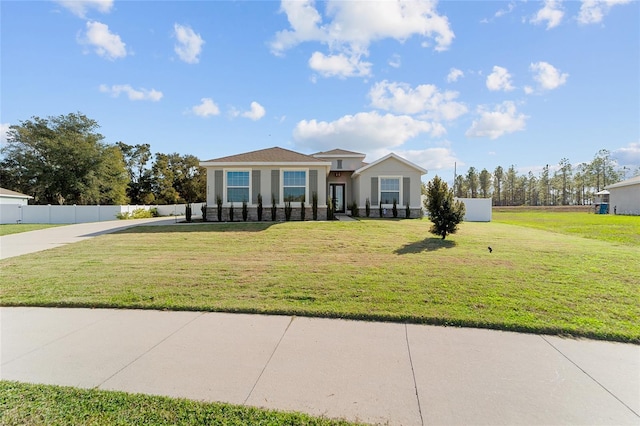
top-left (2, 0), bottom-right (639, 182)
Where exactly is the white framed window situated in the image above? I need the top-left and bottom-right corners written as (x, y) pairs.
top-left (380, 176), bottom-right (401, 205)
top-left (225, 170), bottom-right (250, 203)
top-left (282, 169), bottom-right (307, 203)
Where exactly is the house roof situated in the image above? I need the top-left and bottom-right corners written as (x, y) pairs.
top-left (0, 187), bottom-right (33, 199)
top-left (352, 153), bottom-right (427, 177)
top-left (605, 175), bottom-right (640, 190)
top-left (200, 147), bottom-right (331, 167)
top-left (312, 149), bottom-right (366, 158)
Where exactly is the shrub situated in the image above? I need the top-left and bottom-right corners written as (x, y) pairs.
top-left (229, 203), bottom-right (234, 222)
top-left (257, 194), bottom-right (263, 221)
top-left (149, 207), bottom-right (159, 217)
top-left (327, 197), bottom-right (334, 220)
top-left (312, 192), bottom-right (318, 221)
top-left (201, 204), bottom-right (207, 221)
top-left (185, 204), bottom-right (192, 223)
top-left (117, 208), bottom-right (155, 220)
top-left (365, 198), bottom-right (370, 217)
top-left (379, 201), bottom-right (383, 218)
top-left (405, 201), bottom-right (410, 218)
top-left (242, 200), bottom-right (248, 221)
top-left (284, 201), bottom-right (293, 221)
top-left (392, 199), bottom-right (398, 218)
top-left (350, 202), bottom-right (359, 217)
top-left (301, 201), bottom-right (305, 221)
top-left (216, 196), bottom-right (223, 222)
top-left (271, 194), bottom-right (277, 221)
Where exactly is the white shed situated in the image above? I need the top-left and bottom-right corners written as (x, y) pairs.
top-left (0, 188), bottom-right (33, 205)
top-left (605, 176), bottom-right (640, 215)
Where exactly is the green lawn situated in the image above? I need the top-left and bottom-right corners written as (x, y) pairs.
top-left (0, 223), bottom-right (63, 236)
top-left (493, 209), bottom-right (640, 245)
top-left (1, 215), bottom-right (638, 342)
top-left (0, 381), bottom-right (357, 426)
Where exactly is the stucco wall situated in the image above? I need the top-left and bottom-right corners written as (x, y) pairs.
top-left (353, 157), bottom-right (423, 208)
top-left (609, 184), bottom-right (640, 215)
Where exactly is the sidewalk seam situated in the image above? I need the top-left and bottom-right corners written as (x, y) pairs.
top-left (540, 335), bottom-right (639, 418)
top-left (95, 311), bottom-right (206, 389)
top-left (243, 315), bottom-right (295, 405)
top-left (405, 323), bottom-right (425, 426)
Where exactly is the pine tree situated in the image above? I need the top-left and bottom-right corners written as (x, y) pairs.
top-left (425, 176), bottom-right (465, 240)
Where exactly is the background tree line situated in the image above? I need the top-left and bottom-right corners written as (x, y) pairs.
top-left (449, 150), bottom-right (638, 206)
top-left (0, 113), bottom-right (206, 205)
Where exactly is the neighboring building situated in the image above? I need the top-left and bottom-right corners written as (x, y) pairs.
top-left (605, 175), bottom-right (640, 215)
top-left (0, 188), bottom-right (33, 205)
top-left (199, 147), bottom-right (427, 220)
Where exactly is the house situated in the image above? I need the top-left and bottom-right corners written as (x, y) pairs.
top-left (0, 188), bottom-right (33, 205)
top-left (605, 175), bottom-right (640, 215)
top-left (199, 147), bottom-right (427, 221)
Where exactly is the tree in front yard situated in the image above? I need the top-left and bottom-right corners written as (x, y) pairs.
top-left (424, 176), bottom-right (465, 240)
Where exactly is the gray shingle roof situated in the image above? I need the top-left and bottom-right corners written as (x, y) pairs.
top-left (204, 147), bottom-right (325, 163)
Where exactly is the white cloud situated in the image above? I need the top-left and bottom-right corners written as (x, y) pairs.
top-left (174, 24), bottom-right (204, 64)
top-left (577, 0), bottom-right (631, 24)
top-left (79, 21), bottom-right (127, 60)
top-left (368, 80), bottom-right (467, 121)
top-left (293, 111), bottom-right (443, 153)
top-left (56, 0), bottom-right (113, 18)
top-left (396, 147), bottom-right (459, 172)
top-left (0, 123), bottom-right (10, 144)
top-left (191, 98), bottom-right (220, 117)
top-left (309, 51), bottom-right (372, 78)
top-left (447, 68), bottom-right (464, 83)
top-left (612, 142), bottom-right (640, 167)
top-left (465, 101), bottom-right (528, 139)
top-left (529, 61), bottom-right (568, 91)
top-left (99, 84), bottom-right (163, 101)
top-left (530, 0), bottom-right (565, 29)
top-left (241, 102), bottom-right (266, 121)
top-left (271, 0), bottom-right (454, 78)
top-left (388, 54), bottom-right (401, 68)
top-left (486, 66), bottom-right (514, 91)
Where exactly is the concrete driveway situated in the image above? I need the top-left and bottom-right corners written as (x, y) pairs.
top-left (1, 307), bottom-right (638, 425)
top-left (0, 217), bottom-right (177, 260)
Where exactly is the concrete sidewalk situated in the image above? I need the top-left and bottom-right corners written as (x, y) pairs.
top-left (0, 217), bottom-right (177, 260)
top-left (1, 307), bottom-right (638, 425)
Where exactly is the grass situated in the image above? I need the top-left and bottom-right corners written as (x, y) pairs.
top-left (493, 208), bottom-right (640, 245)
top-left (0, 381), bottom-right (358, 426)
top-left (0, 223), bottom-right (63, 236)
top-left (1, 214), bottom-right (638, 343)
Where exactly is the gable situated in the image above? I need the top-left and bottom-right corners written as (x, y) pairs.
top-left (353, 154), bottom-right (426, 177)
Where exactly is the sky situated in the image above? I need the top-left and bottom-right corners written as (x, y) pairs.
top-left (1, 0), bottom-right (639, 183)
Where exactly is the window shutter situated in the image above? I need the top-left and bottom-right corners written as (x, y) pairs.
top-left (252, 170), bottom-right (260, 204)
top-left (271, 169), bottom-right (280, 204)
top-left (371, 177), bottom-right (378, 205)
top-left (214, 170), bottom-right (223, 202)
top-left (403, 177), bottom-right (410, 205)
top-left (309, 170), bottom-right (318, 195)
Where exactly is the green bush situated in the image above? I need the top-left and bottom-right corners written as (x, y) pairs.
top-left (117, 208), bottom-right (155, 220)
top-left (365, 198), bottom-right (370, 217)
top-left (300, 201), bottom-right (305, 221)
top-left (149, 207), bottom-right (159, 217)
top-left (271, 194), bottom-right (277, 221)
top-left (185, 204), bottom-right (192, 223)
top-left (312, 192), bottom-right (318, 220)
top-left (405, 201), bottom-right (410, 218)
top-left (201, 204), bottom-right (207, 221)
top-left (392, 199), bottom-right (398, 218)
top-left (216, 196), bottom-right (223, 222)
top-left (229, 203), bottom-right (234, 222)
top-left (242, 201), bottom-right (248, 221)
top-left (350, 202), bottom-right (359, 217)
top-left (284, 201), bottom-right (292, 221)
top-left (379, 201), bottom-right (383, 218)
top-left (257, 194), bottom-right (263, 221)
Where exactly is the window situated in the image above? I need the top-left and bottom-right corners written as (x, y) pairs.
top-left (283, 170), bottom-right (306, 202)
top-left (337, 159), bottom-right (343, 169)
top-left (227, 171), bottom-right (249, 203)
top-left (380, 177), bottom-right (400, 204)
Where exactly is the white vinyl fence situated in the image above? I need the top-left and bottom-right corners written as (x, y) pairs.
top-left (0, 203), bottom-right (206, 224)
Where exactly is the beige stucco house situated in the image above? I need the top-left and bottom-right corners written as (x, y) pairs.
top-left (199, 147), bottom-right (427, 221)
top-left (605, 175), bottom-right (640, 215)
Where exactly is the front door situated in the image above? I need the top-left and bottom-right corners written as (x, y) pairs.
top-left (330, 184), bottom-right (345, 213)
